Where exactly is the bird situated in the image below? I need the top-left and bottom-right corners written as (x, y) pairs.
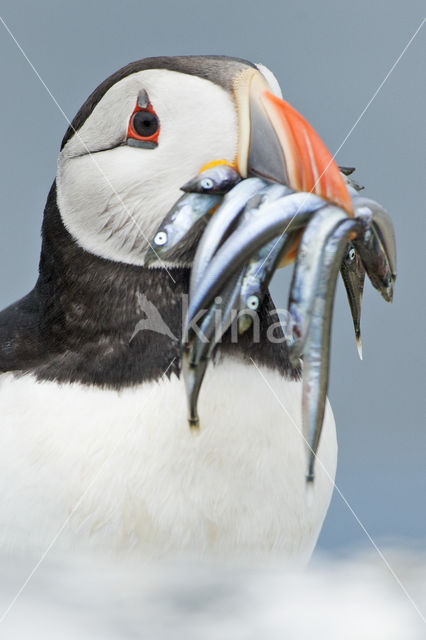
top-left (0, 56), bottom-right (338, 562)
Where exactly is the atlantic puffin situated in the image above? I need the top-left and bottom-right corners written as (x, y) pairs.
top-left (0, 56), bottom-right (338, 561)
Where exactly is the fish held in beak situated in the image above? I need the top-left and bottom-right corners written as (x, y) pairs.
top-left (190, 181), bottom-right (294, 333)
top-left (352, 197), bottom-right (396, 303)
top-left (183, 270), bottom-right (244, 428)
top-left (145, 164), bottom-right (242, 266)
top-left (187, 192), bottom-right (326, 327)
top-left (286, 206), bottom-right (350, 365)
top-left (144, 191), bottom-right (221, 266)
top-left (189, 177), bottom-right (268, 297)
top-left (181, 162), bottom-right (241, 195)
top-left (143, 66), bottom-right (396, 488)
top-left (147, 67), bottom-right (354, 272)
top-left (340, 243), bottom-right (365, 359)
top-left (237, 231), bottom-right (299, 334)
top-left (303, 216), bottom-right (361, 483)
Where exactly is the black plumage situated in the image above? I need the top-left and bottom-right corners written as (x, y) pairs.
top-left (0, 183), bottom-right (299, 388)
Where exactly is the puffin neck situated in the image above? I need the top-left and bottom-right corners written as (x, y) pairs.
top-left (25, 182), bottom-right (297, 387)
top-left (36, 182), bottom-right (190, 346)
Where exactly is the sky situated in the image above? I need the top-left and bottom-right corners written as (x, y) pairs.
top-left (0, 0), bottom-right (425, 554)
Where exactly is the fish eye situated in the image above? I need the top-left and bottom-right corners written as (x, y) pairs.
top-left (200, 177), bottom-right (214, 191)
top-left (348, 247), bottom-right (356, 261)
top-left (154, 231), bottom-right (168, 246)
top-left (132, 111), bottom-right (159, 138)
top-left (247, 295), bottom-right (259, 310)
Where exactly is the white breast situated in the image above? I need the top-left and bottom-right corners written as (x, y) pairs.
top-left (0, 358), bottom-right (336, 563)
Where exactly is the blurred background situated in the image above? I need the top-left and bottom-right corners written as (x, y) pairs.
top-left (0, 0), bottom-right (425, 635)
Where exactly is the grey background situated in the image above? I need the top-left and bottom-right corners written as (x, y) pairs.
top-left (0, 0), bottom-right (424, 553)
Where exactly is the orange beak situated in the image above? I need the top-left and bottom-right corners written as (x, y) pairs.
top-left (235, 69), bottom-right (353, 218)
top-left (260, 91), bottom-right (353, 215)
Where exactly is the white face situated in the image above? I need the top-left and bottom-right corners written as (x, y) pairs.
top-left (57, 69), bottom-right (238, 266)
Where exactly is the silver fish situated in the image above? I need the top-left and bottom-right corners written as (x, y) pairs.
top-left (303, 217), bottom-right (360, 483)
top-left (286, 207), bottom-right (349, 365)
top-left (206, 183), bottom-right (294, 334)
top-left (186, 192), bottom-right (325, 330)
top-left (183, 185), bottom-right (303, 427)
top-left (352, 197), bottom-right (396, 302)
top-left (183, 269), bottom-right (244, 428)
top-left (144, 191), bottom-right (221, 266)
top-left (181, 164), bottom-right (241, 195)
top-left (190, 178), bottom-right (270, 298)
top-left (340, 243), bottom-right (365, 359)
top-left (144, 165), bottom-right (243, 265)
top-left (237, 232), bottom-right (297, 334)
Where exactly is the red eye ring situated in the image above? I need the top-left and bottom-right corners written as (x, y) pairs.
top-left (127, 92), bottom-right (160, 148)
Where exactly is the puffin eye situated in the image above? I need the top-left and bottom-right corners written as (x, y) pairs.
top-left (132, 111), bottom-right (159, 138)
top-left (127, 90), bottom-right (160, 149)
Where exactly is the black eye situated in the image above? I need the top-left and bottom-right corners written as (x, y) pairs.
top-left (132, 111), bottom-right (159, 138)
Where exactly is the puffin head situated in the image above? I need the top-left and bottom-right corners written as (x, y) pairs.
top-left (57, 55), bottom-right (349, 266)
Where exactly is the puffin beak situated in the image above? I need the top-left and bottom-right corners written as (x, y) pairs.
top-left (184, 69), bottom-right (355, 357)
top-left (234, 68), bottom-right (353, 216)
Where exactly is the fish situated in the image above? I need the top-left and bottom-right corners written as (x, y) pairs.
top-left (190, 178), bottom-right (271, 298)
top-left (183, 188), bottom-right (325, 429)
top-left (144, 165), bottom-right (243, 265)
top-left (352, 197), bottom-right (396, 303)
top-left (286, 207), bottom-right (349, 365)
top-left (237, 232), bottom-right (297, 334)
top-left (340, 243), bottom-right (365, 359)
top-left (183, 269), bottom-right (244, 428)
top-left (193, 181), bottom-right (294, 335)
top-left (302, 217), bottom-right (360, 482)
top-left (178, 177), bottom-right (396, 486)
top-left (144, 191), bottom-right (221, 265)
top-left (181, 163), bottom-right (241, 195)
top-left (187, 192), bottom-right (326, 328)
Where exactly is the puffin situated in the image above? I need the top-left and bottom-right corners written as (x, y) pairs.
top-left (0, 56), bottom-right (338, 562)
